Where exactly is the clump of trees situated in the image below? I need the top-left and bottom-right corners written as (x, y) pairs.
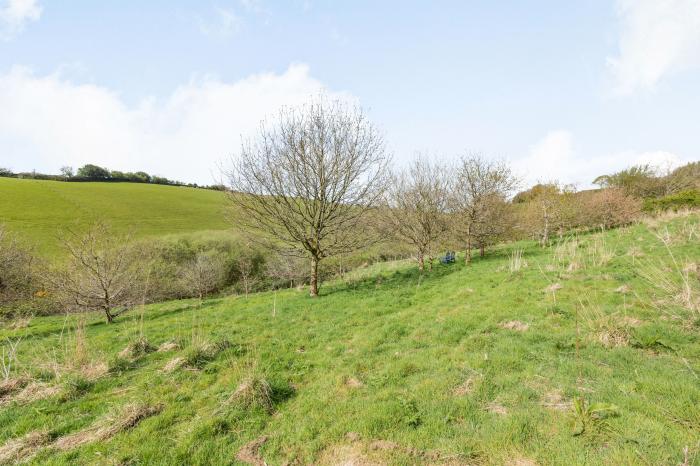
top-left (384, 158), bottom-right (451, 271)
top-left (594, 162), bottom-right (700, 212)
top-left (451, 155), bottom-right (518, 261)
top-left (225, 97), bottom-right (391, 297)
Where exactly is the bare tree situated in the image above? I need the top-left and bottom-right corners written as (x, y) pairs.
top-left (225, 97), bottom-right (390, 297)
top-left (235, 254), bottom-right (258, 298)
top-left (265, 254), bottom-right (307, 289)
top-left (47, 224), bottom-right (144, 323)
top-left (451, 155), bottom-right (518, 263)
top-left (518, 183), bottom-right (578, 246)
top-left (383, 157), bottom-right (451, 271)
top-left (180, 252), bottom-right (226, 302)
top-left (60, 166), bottom-right (74, 178)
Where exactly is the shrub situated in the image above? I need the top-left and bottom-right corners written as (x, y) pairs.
top-left (643, 189), bottom-right (700, 212)
top-left (580, 188), bottom-right (641, 229)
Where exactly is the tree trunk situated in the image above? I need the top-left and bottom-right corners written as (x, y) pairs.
top-left (465, 236), bottom-right (472, 264)
top-left (417, 252), bottom-right (425, 271)
top-left (480, 244), bottom-right (485, 257)
top-left (310, 257), bottom-right (319, 297)
top-left (104, 308), bottom-right (114, 324)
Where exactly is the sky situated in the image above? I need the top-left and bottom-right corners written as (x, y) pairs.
top-left (1, 0), bottom-right (699, 188)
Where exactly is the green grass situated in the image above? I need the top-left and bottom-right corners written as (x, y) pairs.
top-left (0, 178), bottom-right (230, 256)
top-left (1, 213), bottom-right (698, 465)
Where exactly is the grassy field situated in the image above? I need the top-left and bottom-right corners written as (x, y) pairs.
top-left (0, 178), bottom-right (230, 256)
top-left (0, 212), bottom-right (698, 465)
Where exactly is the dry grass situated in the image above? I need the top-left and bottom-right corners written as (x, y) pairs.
top-left (53, 402), bottom-right (162, 451)
top-left (1, 337), bottom-right (22, 381)
top-left (588, 237), bottom-right (616, 267)
top-left (162, 357), bottom-right (186, 373)
top-left (10, 381), bottom-right (61, 405)
top-left (551, 237), bottom-right (582, 272)
top-left (543, 283), bottom-right (562, 293)
top-left (157, 341), bottom-right (180, 352)
top-left (541, 389), bottom-right (572, 411)
top-left (0, 430), bottom-right (51, 465)
top-left (0, 376), bottom-right (28, 399)
top-left (345, 376), bottom-right (364, 389)
top-left (578, 301), bottom-right (632, 348)
top-left (452, 377), bottom-right (476, 396)
top-left (509, 248), bottom-right (526, 273)
top-left (486, 402), bottom-right (508, 415)
top-left (118, 337), bottom-right (155, 360)
top-left (499, 320), bottom-right (529, 332)
top-left (637, 230), bottom-right (699, 318)
top-left (227, 375), bottom-right (273, 413)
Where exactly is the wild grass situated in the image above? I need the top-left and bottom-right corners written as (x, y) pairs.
top-left (0, 212), bottom-right (697, 465)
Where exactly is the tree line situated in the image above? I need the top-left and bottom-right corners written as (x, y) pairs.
top-left (1, 96), bottom-right (698, 322)
top-left (0, 165), bottom-right (226, 191)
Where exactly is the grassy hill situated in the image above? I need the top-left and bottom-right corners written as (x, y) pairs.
top-left (0, 178), bottom-right (230, 256)
top-left (0, 212), bottom-right (698, 465)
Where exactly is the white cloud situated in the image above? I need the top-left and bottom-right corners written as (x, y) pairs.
top-left (0, 64), bottom-right (354, 184)
top-left (197, 7), bottom-right (242, 38)
top-left (0, 0), bottom-right (41, 40)
top-left (608, 0), bottom-right (700, 95)
top-left (514, 131), bottom-right (690, 188)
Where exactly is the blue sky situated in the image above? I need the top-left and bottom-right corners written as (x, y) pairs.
top-left (1, 0), bottom-right (699, 187)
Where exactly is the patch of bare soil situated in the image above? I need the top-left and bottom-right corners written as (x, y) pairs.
top-left (0, 430), bottom-right (51, 465)
top-left (319, 443), bottom-right (385, 466)
top-left (499, 321), bottom-right (529, 332)
top-left (53, 403), bottom-right (162, 451)
top-left (505, 458), bottom-right (538, 466)
top-left (236, 435), bottom-right (268, 465)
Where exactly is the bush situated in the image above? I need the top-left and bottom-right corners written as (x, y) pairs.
top-left (580, 188), bottom-right (641, 229)
top-left (0, 226), bottom-right (41, 311)
top-left (643, 189), bottom-right (700, 212)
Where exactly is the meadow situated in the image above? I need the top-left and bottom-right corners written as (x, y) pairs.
top-left (0, 211), bottom-right (698, 465)
top-left (0, 178), bottom-right (229, 256)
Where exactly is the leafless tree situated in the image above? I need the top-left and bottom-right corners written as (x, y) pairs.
top-left (235, 254), bottom-right (258, 298)
top-left (265, 254), bottom-right (307, 289)
top-left (47, 223), bottom-right (144, 323)
top-left (383, 157), bottom-right (451, 271)
top-left (180, 252), bottom-right (227, 302)
top-left (518, 183), bottom-right (579, 246)
top-left (225, 96), bottom-right (391, 296)
top-left (451, 155), bottom-right (518, 263)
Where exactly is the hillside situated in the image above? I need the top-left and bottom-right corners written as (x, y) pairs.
top-left (0, 212), bottom-right (698, 465)
top-left (0, 178), bottom-right (230, 256)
